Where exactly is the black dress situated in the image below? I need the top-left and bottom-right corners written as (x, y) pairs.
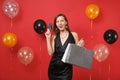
top-left (48, 31), bottom-right (75, 80)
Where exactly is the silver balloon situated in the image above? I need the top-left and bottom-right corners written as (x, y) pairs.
top-left (18, 47), bottom-right (34, 66)
top-left (2, 0), bottom-right (20, 19)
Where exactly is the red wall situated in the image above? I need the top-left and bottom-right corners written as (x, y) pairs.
top-left (0, 0), bottom-right (120, 80)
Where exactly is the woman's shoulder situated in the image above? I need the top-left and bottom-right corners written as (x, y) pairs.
top-left (71, 32), bottom-right (78, 37)
top-left (71, 32), bottom-right (79, 43)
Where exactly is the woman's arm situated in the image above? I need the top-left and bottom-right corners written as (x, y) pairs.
top-left (45, 29), bottom-right (55, 55)
top-left (77, 38), bottom-right (85, 47)
top-left (71, 32), bottom-right (79, 44)
top-left (72, 32), bottom-right (85, 47)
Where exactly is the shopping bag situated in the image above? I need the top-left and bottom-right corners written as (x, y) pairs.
top-left (62, 43), bottom-right (94, 69)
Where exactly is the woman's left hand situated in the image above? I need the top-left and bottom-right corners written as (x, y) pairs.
top-left (77, 38), bottom-right (85, 47)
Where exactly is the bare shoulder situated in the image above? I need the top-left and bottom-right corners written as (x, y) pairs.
top-left (71, 32), bottom-right (78, 37)
top-left (71, 32), bottom-right (79, 44)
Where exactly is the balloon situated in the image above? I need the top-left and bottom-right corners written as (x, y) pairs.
top-left (104, 29), bottom-right (118, 44)
top-left (85, 4), bottom-right (100, 20)
top-left (33, 19), bottom-right (46, 34)
top-left (2, 0), bottom-right (20, 19)
top-left (2, 32), bottom-right (17, 48)
top-left (94, 44), bottom-right (109, 62)
top-left (18, 47), bottom-right (34, 66)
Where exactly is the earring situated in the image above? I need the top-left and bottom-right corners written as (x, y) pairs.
top-left (65, 26), bottom-right (68, 28)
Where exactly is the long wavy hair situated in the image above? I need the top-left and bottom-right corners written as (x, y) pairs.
top-left (53, 13), bottom-right (70, 35)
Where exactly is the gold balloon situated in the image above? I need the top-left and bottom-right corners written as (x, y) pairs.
top-left (85, 4), bottom-right (100, 20)
top-left (2, 32), bottom-right (17, 48)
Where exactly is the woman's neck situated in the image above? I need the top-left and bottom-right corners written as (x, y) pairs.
top-left (60, 30), bottom-right (69, 40)
top-left (60, 29), bottom-right (68, 34)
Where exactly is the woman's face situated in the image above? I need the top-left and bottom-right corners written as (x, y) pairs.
top-left (56, 16), bottom-right (67, 31)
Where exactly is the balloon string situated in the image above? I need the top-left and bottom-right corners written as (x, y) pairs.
top-left (10, 48), bottom-right (14, 80)
top-left (109, 63), bottom-right (110, 73)
top-left (90, 20), bottom-right (93, 49)
top-left (89, 67), bottom-right (92, 80)
top-left (39, 37), bottom-right (42, 80)
top-left (89, 73), bottom-right (92, 80)
top-left (90, 20), bottom-right (93, 39)
top-left (108, 63), bottom-right (111, 80)
top-left (98, 64), bottom-right (101, 80)
top-left (10, 19), bottom-right (13, 33)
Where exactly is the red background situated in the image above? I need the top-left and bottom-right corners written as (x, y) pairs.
top-left (0, 0), bottom-right (120, 80)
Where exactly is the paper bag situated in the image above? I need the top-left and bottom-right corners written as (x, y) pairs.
top-left (62, 43), bottom-right (94, 69)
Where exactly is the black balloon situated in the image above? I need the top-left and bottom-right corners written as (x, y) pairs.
top-left (104, 29), bottom-right (118, 44)
top-left (33, 19), bottom-right (46, 34)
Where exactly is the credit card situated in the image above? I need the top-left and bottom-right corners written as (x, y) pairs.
top-left (48, 23), bottom-right (52, 30)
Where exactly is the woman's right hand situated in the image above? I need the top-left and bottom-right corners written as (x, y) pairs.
top-left (45, 29), bottom-right (51, 39)
top-left (45, 29), bottom-right (54, 55)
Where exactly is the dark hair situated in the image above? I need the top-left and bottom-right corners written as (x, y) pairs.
top-left (53, 13), bottom-right (70, 34)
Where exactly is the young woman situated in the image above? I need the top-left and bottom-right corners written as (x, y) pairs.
top-left (45, 13), bottom-right (84, 80)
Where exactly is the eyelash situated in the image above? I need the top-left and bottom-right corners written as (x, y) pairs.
top-left (56, 20), bottom-right (64, 23)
